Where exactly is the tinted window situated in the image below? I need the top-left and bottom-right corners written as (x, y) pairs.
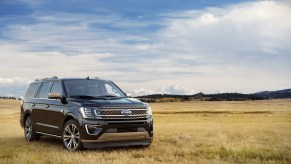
top-left (25, 83), bottom-right (38, 98)
top-left (37, 82), bottom-right (53, 98)
top-left (50, 82), bottom-right (63, 94)
top-left (64, 79), bottom-right (125, 97)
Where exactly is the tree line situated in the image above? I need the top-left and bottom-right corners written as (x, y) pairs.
top-left (136, 93), bottom-right (264, 102)
top-left (0, 96), bottom-right (21, 100)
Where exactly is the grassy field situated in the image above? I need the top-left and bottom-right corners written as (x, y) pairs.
top-left (0, 99), bottom-right (291, 163)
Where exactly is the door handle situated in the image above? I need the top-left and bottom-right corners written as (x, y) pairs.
top-left (45, 104), bottom-right (49, 108)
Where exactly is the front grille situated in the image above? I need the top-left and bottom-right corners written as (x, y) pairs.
top-left (101, 110), bottom-right (146, 115)
top-left (99, 106), bottom-right (148, 119)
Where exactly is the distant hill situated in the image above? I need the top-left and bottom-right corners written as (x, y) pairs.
top-left (251, 89), bottom-right (291, 99)
top-left (136, 89), bottom-right (291, 102)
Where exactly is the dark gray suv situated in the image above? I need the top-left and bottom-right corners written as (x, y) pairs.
top-left (20, 77), bottom-right (153, 151)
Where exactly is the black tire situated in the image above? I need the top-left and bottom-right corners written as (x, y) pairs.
top-left (24, 116), bottom-right (40, 141)
top-left (62, 120), bottom-right (83, 151)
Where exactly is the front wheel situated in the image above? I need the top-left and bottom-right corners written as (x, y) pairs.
top-left (62, 120), bottom-right (83, 151)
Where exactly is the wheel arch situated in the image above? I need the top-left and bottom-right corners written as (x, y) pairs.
top-left (63, 113), bottom-right (78, 125)
top-left (23, 111), bottom-right (31, 125)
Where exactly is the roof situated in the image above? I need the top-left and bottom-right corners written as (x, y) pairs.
top-left (33, 76), bottom-right (109, 83)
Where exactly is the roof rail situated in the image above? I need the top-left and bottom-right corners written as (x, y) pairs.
top-left (41, 76), bottom-right (58, 81)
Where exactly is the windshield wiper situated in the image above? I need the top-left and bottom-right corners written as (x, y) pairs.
top-left (70, 95), bottom-right (125, 99)
top-left (95, 94), bottom-right (124, 99)
top-left (101, 94), bottom-right (118, 97)
top-left (70, 95), bottom-right (100, 99)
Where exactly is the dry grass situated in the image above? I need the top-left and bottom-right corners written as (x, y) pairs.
top-left (0, 99), bottom-right (291, 163)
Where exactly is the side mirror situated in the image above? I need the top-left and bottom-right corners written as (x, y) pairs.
top-left (126, 93), bottom-right (132, 98)
top-left (48, 92), bottom-right (66, 103)
top-left (48, 92), bottom-right (62, 99)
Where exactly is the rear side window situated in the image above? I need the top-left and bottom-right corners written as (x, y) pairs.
top-left (50, 82), bottom-right (63, 94)
top-left (36, 82), bottom-right (53, 98)
top-left (25, 83), bottom-right (38, 98)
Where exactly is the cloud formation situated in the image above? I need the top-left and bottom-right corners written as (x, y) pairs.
top-left (127, 85), bottom-right (196, 97)
top-left (0, 77), bottom-right (32, 85)
top-left (0, 0), bottom-right (290, 97)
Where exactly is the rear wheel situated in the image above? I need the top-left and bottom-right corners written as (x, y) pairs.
top-left (62, 120), bottom-right (83, 151)
top-left (24, 116), bottom-right (40, 141)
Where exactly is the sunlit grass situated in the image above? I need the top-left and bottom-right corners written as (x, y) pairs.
top-left (0, 99), bottom-right (291, 163)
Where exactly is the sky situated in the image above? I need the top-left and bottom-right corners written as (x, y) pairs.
top-left (0, 0), bottom-right (291, 97)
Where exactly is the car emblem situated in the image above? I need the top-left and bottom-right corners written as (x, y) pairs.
top-left (121, 109), bottom-right (132, 116)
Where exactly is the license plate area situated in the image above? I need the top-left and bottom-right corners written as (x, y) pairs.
top-left (117, 128), bottom-right (137, 133)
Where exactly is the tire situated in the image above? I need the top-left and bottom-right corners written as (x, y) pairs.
top-left (62, 120), bottom-right (83, 151)
top-left (24, 116), bottom-right (40, 141)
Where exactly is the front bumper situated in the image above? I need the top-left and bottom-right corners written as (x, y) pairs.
top-left (79, 117), bottom-right (153, 148)
top-left (82, 139), bottom-right (152, 148)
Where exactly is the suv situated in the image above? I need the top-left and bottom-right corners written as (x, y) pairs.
top-left (20, 77), bottom-right (153, 151)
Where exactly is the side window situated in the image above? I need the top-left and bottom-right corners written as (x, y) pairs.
top-left (25, 83), bottom-right (38, 98)
top-left (50, 82), bottom-right (63, 94)
top-left (36, 82), bottom-right (53, 98)
top-left (105, 83), bottom-right (121, 96)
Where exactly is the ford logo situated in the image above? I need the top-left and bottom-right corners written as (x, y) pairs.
top-left (121, 109), bottom-right (132, 116)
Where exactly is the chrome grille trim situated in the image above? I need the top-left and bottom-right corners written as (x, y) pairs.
top-left (101, 109), bottom-right (147, 111)
top-left (100, 107), bottom-right (146, 109)
top-left (99, 106), bottom-right (148, 119)
top-left (97, 114), bottom-right (148, 117)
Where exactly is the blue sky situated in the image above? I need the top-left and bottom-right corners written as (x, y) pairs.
top-left (0, 0), bottom-right (291, 97)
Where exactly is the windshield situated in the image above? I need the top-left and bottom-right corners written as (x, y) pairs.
top-left (64, 79), bottom-right (126, 98)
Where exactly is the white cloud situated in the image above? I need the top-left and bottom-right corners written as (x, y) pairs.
top-left (0, 77), bottom-right (32, 85)
top-left (127, 85), bottom-right (196, 96)
top-left (126, 88), bottom-right (155, 97)
top-left (0, 1), bottom-right (290, 96)
top-left (135, 44), bottom-right (157, 50)
top-left (160, 1), bottom-right (291, 57)
top-left (157, 85), bottom-right (196, 95)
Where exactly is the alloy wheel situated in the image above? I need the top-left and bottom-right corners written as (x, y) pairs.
top-left (24, 118), bottom-right (32, 140)
top-left (63, 123), bottom-right (80, 150)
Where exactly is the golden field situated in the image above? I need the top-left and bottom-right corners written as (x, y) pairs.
top-left (0, 99), bottom-right (291, 163)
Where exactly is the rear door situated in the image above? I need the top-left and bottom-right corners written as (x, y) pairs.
top-left (32, 81), bottom-right (53, 133)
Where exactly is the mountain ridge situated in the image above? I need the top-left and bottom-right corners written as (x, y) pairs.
top-left (136, 88), bottom-right (291, 102)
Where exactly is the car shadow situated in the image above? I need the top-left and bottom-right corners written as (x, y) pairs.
top-left (2, 135), bottom-right (148, 152)
top-left (40, 136), bottom-right (148, 152)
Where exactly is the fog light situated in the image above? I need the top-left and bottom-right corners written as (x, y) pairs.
top-left (150, 123), bottom-right (153, 132)
top-left (85, 125), bottom-right (102, 135)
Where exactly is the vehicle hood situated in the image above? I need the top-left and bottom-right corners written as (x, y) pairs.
top-left (68, 97), bottom-right (145, 107)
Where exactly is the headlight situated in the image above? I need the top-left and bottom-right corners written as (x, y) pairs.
top-left (79, 107), bottom-right (101, 119)
top-left (146, 105), bottom-right (152, 116)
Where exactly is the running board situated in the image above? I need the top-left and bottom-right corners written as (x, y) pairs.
top-left (35, 131), bottom-right (62, 138)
